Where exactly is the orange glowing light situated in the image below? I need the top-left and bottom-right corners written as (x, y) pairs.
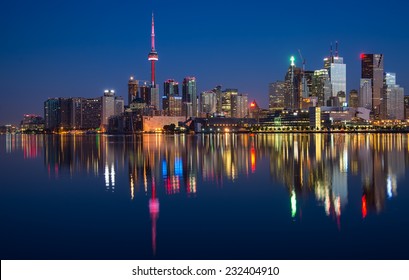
top-left (251, 147), bottom-right (256, 173)
top-left (362, 194), bottom-right (367, 218)
top-left (250, 102), bottom-right (256, 108)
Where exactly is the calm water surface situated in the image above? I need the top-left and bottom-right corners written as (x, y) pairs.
top-left (1, 133), bottom-right (409, 259)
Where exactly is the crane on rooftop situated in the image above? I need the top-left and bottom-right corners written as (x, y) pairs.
top-left (298, 49), bottom-right (309, 99)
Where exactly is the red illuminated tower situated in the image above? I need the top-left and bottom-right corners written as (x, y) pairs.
top-left (148, 13), bottom-right (158, 87)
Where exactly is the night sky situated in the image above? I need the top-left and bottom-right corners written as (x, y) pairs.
top-left (1, 0), bottom-right (408, 124)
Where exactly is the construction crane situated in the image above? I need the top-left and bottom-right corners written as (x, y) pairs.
top-left (298, 49), bottom-right (309, 98)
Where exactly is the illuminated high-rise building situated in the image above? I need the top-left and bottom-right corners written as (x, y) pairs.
top-left (182, 77), bottom-right (197, 117)
top-left (164, 79), bottom-right (179, 96)
top-left (44, 98), bottom-right (60, 130)
top-left (128, 76), bottom-right (139, 105)
top-left (115, 96), bottom-right (124, 116)
top-left (101, 90), bottom-right (124, 129)
top-left (163, 79), bottom-right (179, 115)
top-left (214, 85), bottom-right (223, 115)
top-left (312, 69), bottom-right (332, 107)
top-left (381, 72), bottom-right (404, 120)
top-left (44, 97), bottom-right (104, 131)
top-left (168, 96), bottom-right (183, 116)
top-left (361, 53), bottom-right (384, 115)
top-left (44, 98), bottom-right (72, 131)
top-left (200, 91), bottom-right (217, 115)
top-left (148, 13), bottom-right (160, 111)
top-left (284, 56), bottom-right (302, 109)
top-left (139, 81), bottom-right (151, 105)
top-left (20, 114), bottom-right (44, 132)
top-left (300, 70), bottom-right (315, 109)
top-left (285, 56), bottom-right (295, 109)
top-left (349, 89), bottom-right (359, 108)
top-left (71, 97), bottom-right (82, 129)
top-left (231, 93), bottom-right (248, 118)
top-left (269, 81), bottom-right (286, 111)
top-left (59, 98), bottom-right (73, 130)
top-left (221, 88), bottom-right (238, 117)
top-left (81, 98), bottom-right (102, 129)
top-left (102, 90), bottom-right (115, 128)
top-left (384, 72), bottom-right (396, 86)
top-left (359, 79), bottom-right (372, 110)
top-left (324, 44), bottom-right (346, 106)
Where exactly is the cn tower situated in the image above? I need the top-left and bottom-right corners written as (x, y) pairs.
top-left (148, 13), bottom-right (158, 87)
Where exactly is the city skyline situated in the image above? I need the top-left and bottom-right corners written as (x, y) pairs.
top-left (1, 0), bottom-right (408, 124)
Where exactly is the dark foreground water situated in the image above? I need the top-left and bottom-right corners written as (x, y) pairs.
top-left (1, 133), bottom-right (408, 259)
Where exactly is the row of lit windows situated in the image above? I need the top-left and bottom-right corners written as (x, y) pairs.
top-left (208, 123), bottom-right (241, 127)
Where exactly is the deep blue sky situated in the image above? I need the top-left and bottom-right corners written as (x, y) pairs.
top-left (1, 0), bottom-right (408, 124)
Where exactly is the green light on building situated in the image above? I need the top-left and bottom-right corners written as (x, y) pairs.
top-left (290, 56), bottom-right (295, 67)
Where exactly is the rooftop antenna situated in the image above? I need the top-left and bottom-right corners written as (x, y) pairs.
top-left (330, 42), bottom-right (333, 57)
top-left (335, 41), bottom-right (339, 57)
top-left (298, 49), bottom-right (308, 98)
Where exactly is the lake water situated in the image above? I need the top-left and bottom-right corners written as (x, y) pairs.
top-left (1, 133), bottom-right (408, 259)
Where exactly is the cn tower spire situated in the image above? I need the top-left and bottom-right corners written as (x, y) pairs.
top-left (148, 12), bottom-right (158, 87)
top-left (151, 12), bottom-right (155, 51)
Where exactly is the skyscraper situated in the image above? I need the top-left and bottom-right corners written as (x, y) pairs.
top-left (221, 88), bottom-right (238, 117)
top-left (269, 81), bottom-right (286, 111)
top-left (44, 97), bottom-right (105, 131)
top-left (115, 96), bottom-right (124, 116)
top-left (324, 45), bottom-right (346, 106)
top-left (139, 81), bottom-right (151, 105)
top-left (300, 70), bottom-right (315, 109)
top-left (59, 98), bottom-right (72, 130)
top-left (384, 72), bottom-right (396, 86)
top-left (148, 13), bottom-right (160, 111)
top-left (163, 79), bottom-right (179, 115)
top-left (200, 91), bottom-right (217, 115)
top-left (81, 98), bottom-right (102, 129)
top-left (44, 98), bottom-right (60, 130)
top-left (359, 79), bottom-right (372, 110)
top-left (349, 89), bottom-right (359, 108)
top-left (168, 96), bottom-right (183, 116)
top-left (361, 53), bottom-right (384, 115)
top-left (214, 85), bottom-right (223, 115)
top-left (381, 72), bottom-right (404, 120)
top-left (231, 93), bottom-right (248, 118)
top-left (312, 69), bottom-right (332, 107)
top-left (44, 98), bottom-right (72, 131)
top-left (71, 97), bottom-right (82, 129)
top-left (182, 77), bottom-right (197, 117)
top-left (102, 90), bottom-right (116, 129)
top-left (128, 76), bottom-right (139, 105)
top-left (284, 56), bottom-right (302, 109)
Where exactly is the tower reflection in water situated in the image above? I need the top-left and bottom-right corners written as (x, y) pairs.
top-left (41, 133), bottom-right (408, 254)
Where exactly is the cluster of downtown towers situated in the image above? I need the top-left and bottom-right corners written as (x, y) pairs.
top-left (43, 14), bottom-right (405, 132)
top-left (270, 52), bottom-right (405, 120)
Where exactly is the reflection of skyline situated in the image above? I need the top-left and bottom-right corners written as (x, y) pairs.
top-left (4, 133), bottom-right (404, 218)
top-left (5, 133), bottom-right (403, 218)
top-left (266, 133), bottom-right (406, 222)
top-left (5, 133), bottom-right (407, 223)
top-left (5, 134), bottom-right (44, 158)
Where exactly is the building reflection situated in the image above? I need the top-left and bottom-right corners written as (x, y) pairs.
top-left (355, 134), bottom-right (404, 214)
top-left (39, 133), bottom-right (407, 218)
top-left (5, 134), bottom-right (43, 158)
top-left (265, 133), bottom-right (406, 223)
top-left (36, 133), bottom-right (409, 252)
